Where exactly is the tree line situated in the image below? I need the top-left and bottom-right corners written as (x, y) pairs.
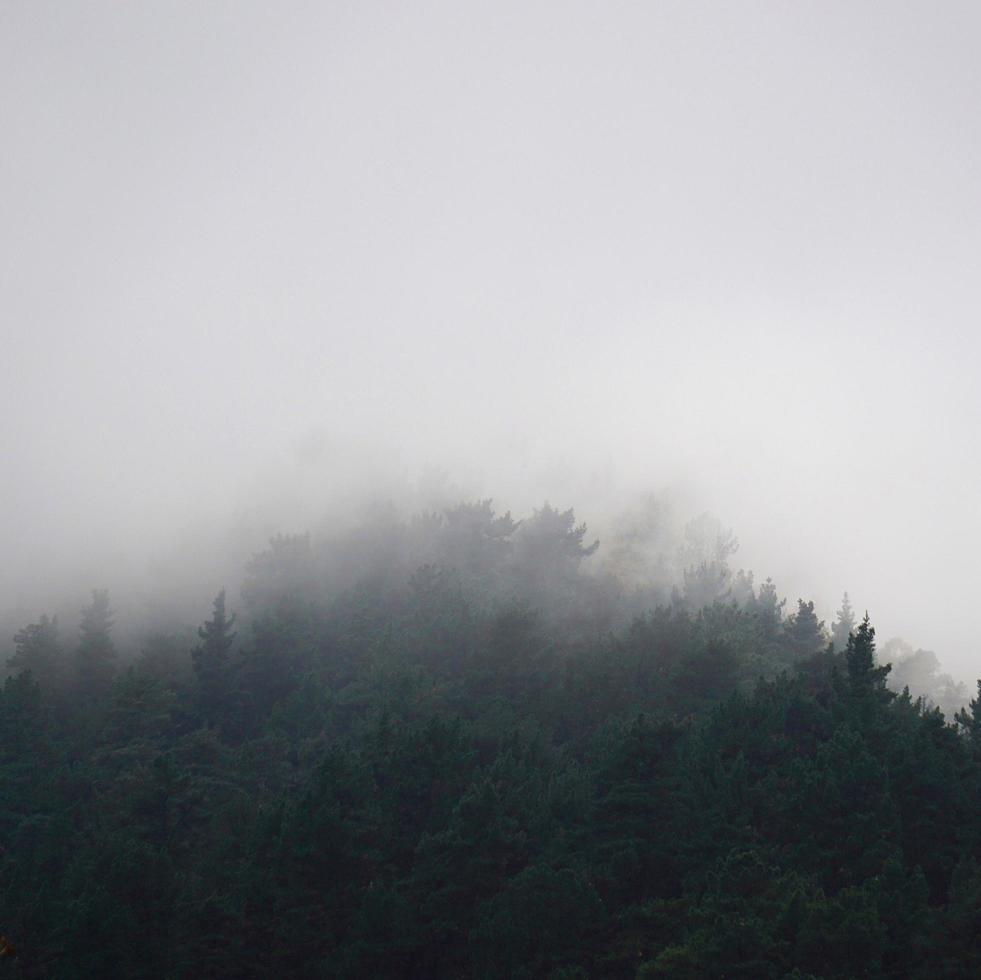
top-left (1, 500), bottom-right (979, 977)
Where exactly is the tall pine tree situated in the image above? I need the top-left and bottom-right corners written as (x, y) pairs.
top-left (845, 613), bottom-right (891, 697)
top-left (192, 589), bottom-right (236, 720)
top-left (831, 591), bottom-right (856, 652)
top-left (75, 590), bottom-right (116, 699)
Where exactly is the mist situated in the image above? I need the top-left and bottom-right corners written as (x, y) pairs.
top-left (7, 7), bottom-right (981, 975)
top-left (3, 1), bottom-right (980, 677)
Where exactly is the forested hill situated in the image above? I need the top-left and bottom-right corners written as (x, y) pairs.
top-left (2, 502), bottom-right (980, 978)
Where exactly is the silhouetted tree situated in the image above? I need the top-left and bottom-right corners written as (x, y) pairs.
top-left (785, 599), bottom-right (826, 657)
top-left (955, 680), bottom-right (981, 749)
top-left (192, 589), bottom-right (236, 719)
top-left (751, 576), bottom-right (785, 639)
top-left (512, 503), bottom-right (598, 604)
top-left (9, 613), bottom-right (63, 693)
top-left (74, 589), bottom-right (116, 698)
top-left (831, 591), bottom-right (855, 652)
top-left (845, 613), bottom-right (891, 698)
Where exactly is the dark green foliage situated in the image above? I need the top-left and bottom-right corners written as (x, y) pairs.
top-left (784, 599), bottom-right (826, 658)
top-left (1, 501), bottom-right (979, 977)
top-left (469, 866), bottom-right (603, 978)
top-left (0, 670), bottom-right (43, 756)
top-left (845, 613), bottom-right (892, 700)
top-left (136, 630), bottom-right (194, 685)
top-left (192, 589), bottom-right (236, 720)
top-left (955, 680), bottom-right (981, 748)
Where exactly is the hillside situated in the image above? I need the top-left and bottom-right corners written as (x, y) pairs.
top-left (2, 502), bottom-right (980, 978)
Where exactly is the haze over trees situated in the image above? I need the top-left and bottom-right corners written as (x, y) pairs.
top-left (4, 4), bottom-right (981, 977)
top-left (1, 497), bottom-right (979, 977)
top-left (74, 589), bottom-right (116, 701)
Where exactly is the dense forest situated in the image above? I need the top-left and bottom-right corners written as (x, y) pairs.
top-left (1, 500), bottom-right (979, 978)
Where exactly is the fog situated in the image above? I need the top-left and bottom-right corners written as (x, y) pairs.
top-left (2, 2), bottom-right (979, 678)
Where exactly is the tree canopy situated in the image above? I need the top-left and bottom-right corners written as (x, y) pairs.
top-left (0, 499), bottom-right (978, 977)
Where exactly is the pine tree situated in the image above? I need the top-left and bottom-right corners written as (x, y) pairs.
top-left (785, 599), bottom-right (826, 656)
top-left (511, 504), bottom-right (598, 605)
top-left (831, 592), bottom-right (856, 652)
top-left (752, 577), bottom-right (786, 639)
top-left (845, 613), bottom-right (891, 696)
top-left (192, 589), bottom-right (236, 719)
top-left (75, 590), bottom-right (116, 698)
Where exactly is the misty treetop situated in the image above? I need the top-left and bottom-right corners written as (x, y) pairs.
top-left (1, 497), bottom-right (979, 977)
top-left (6, 2), bottom-right (981, 975)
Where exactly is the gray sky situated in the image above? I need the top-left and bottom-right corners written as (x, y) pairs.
top-left (2, 2), bottom-right (980, 675)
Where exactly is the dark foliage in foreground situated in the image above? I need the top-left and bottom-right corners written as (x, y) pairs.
top-left (1, 503), bottom-right (979, 978)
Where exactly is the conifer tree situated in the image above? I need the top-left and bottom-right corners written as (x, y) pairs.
top-left (845, 613), bottom-right (891, 695)
top-left (192, 589), bottom-right (236, 718)
top-left (677, 514), bottom-right (737, 609)
top-left (955, 680), bottom-right (981, 749)
top-left (749, 577), bottom-right (786, 641)
top-left (75, 590), bottom-right (116, 698)
top-left (785, 599), bottom-right (826, 656)
top-left (511, 504), bottom-right (598, 604)
top-left (9, 613), bottom-right (63, 693)
top-left (831, 591), bottom-right (856, 652)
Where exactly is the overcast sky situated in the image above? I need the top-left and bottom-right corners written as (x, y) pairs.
top-left (2, 2), bottom-right (979, 675)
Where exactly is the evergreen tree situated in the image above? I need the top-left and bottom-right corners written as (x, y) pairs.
top-left (511, 503), bottom-right (598, 605)
top-left (752, 577), bottom-right (786, 639)
top-left (831, 591), bottom-right (856, 652)
top-left (845, 613), bottom-right (891, 696)
top-left (0, 670), bottom-right (43, 755)
top-left (729, 568), bottom-right (755, 607)
top-left (75, 589), bottom-right (116, 698)
top-left (192, 589), bottom-right (236, 719)
top-left (678, 513), bottom-right (738, 610)
top-left (785, 599), bottom-right (826, 656)
top-left (438, 500), bottom-right (517, 578)
top-left (680, 560), bottom-right (732, 610)
top-left (6, 495), bottom-right (981, 977)
top-left (955, 680), bottom-right (981, 749)
top-left (9, 613), bottom-right (63, 693)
